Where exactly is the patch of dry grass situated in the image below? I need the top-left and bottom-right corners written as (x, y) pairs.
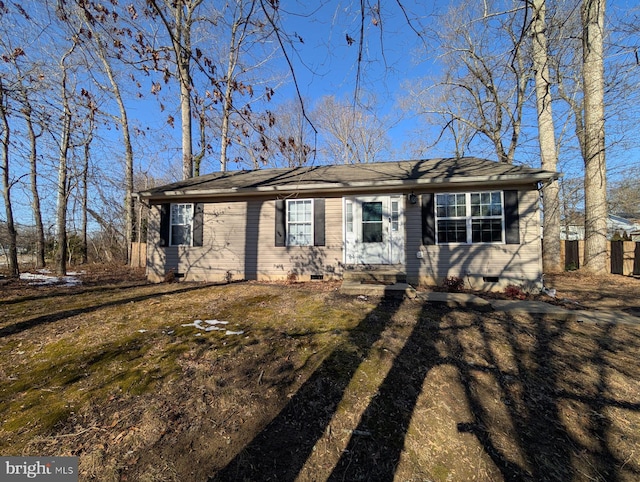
top-left (1, 269), bottom-right (639, 481)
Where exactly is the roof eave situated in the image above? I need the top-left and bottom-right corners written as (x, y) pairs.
top-left (138, 172), bottom-right (559, 201)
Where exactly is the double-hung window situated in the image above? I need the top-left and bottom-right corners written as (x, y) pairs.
top-left (170, 203), bottom-right (193, 246)
top-left (287, 199), bottom-right (313, 246)
top-left (435, 192), bottom-right (504, 244)
top-left (470, 192), bottom-right (503, 242)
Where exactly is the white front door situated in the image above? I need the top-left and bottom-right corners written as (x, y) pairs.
top-left (344, 195), bottom-right (405, 265)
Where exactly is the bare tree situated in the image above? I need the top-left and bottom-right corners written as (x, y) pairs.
top-left (54, 41), bottom-right (78, 277)
top-left (62, 0), bottom-right (137, 264)
top-left (608, 176), bottom-right (640, 215)
top-left (76, 91), bottom-right (97, 265)
top-left (530, 0), bottom-right (561, 272)
top-left (141, 0), bottom-right (278, 176)
top-left (408, 2), bottom-right (530, 164)
top-left (314, 95), bottom-right (391, 164)
top-left (21, 90), bottom-right (46, 269)
top-left (267, 99), bottom-right (315, 168)
top-left (0, 3), bottom-right (60, 271)
top-left (218, 0), bottom-right (258, 173)
top-left (147, 0), bottom-right (203, 180)
top-left (581, 0), bottom-right (607, 273)
top-left (195, 1), bottom-right (281, 174)
top-left (0, 78), bottom-right (19, 277)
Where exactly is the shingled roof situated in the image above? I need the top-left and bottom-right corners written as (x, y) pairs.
top-left (138, 157), bottom-right (559, 200)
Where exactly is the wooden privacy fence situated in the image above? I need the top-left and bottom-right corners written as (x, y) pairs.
top-left (130, 242), bottom-right (147, 268)
top-left (561, 240), bottom-right (640, 276)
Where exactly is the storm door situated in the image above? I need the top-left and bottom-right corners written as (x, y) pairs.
top-left (344, 195), bottom-right (404, 265)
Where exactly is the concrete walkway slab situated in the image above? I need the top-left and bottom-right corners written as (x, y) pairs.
top-left (341, 283), bottom-right (640, 326)
top-left (489, 300), bottom-right (640, 324)
top-left (571, 310), bottom-right (640, 325)
top-left (417, 292), bottom-right (493, 312)
top-left (488, 300), bottom-right (577, 321)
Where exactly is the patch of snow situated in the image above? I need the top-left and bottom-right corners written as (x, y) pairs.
top-left (205, 326), bottom-right (225, 332)
top-left (182, 319), bottom-right (244, 336)
top-left (61, 276), bottom-right (82, 286)
top-left (182, 319), bottom-right (231, 331)
top-left (20, 271), bottom-right (82, 286)
top-left (204, 319), bottom-right (228, 325)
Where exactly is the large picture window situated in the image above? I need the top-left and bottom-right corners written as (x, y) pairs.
top-left (170, 203), bottom-right (193, 246)
top-left (435, 192), bottom-right (504, 244)
top-left (287, 199), bottom-right (313, 246)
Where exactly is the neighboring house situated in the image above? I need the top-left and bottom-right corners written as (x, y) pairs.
top-left (561, 213), bottom-right (640, 241)
top-left (610, 214), bottom-right (640, 241)
top-left (137, 157), bottom-right (559, 290)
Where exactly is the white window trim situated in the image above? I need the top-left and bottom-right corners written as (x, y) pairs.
top-left (435, 191), bottom-right (505, 245)
top-left (286, 199), bottom-right (314, 246)
top-left (170, 203), bottom-right (194, 246)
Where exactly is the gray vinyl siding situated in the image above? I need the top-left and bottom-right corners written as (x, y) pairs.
top-left (405, 189), bottom-right (542, 289)
top-left (146, 187), bottom-right (543, 289)
top-left (146, 201), bottom-right (250, 282)
top-left (146, 197), bottom-right (343, 282)
top-left (254, 197), bottom-right (343, 280)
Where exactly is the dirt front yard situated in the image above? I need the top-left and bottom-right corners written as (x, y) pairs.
top-left (1, 267), bottom-right (639, 481)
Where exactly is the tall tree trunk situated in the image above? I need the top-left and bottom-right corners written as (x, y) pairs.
top-left (219, 12), bottom-right (241, 173)
top-left (0, 81), bottom-right (19, 277)
top-left (24, 100), bottom-right (46, 269)
top-left (179, 60), bottom-right (193, 179)
top-left (81, 138), bottom-right (89, 264)
top-left (55, 44), bottom-right (76, 277)
top-left (581, 0), bottom-right (607, 274)
top-left (219, 2), bottom-right (256, 172)
top-left (92, 24), bottom-right (135, 264)
top-left (148, 0), bottom-right (200, 180)
top-left (531, 0), bottom-right (562, 273)
top-left (79, 95), bottom-right (95, 265)
top-left (220, 18), bottom-right (240, 173)
top-left (174, 2), bottom-right (194, 179)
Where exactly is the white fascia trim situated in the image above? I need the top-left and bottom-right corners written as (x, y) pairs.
top-left (139, 173), bottom-right (559, 201)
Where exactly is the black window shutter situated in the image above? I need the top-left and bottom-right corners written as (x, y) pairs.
top-left (275, 199), bottom-right (286, 247)
top-left (422, 193), bottom-right (436, 245)
top-left (504, 190), bottom-right (520, 244)
top-left (159, 203), bottom-right (170, 247)
top-left (314, 198), bottom-right (325, 246)
top-left (193, 203), bottom-right (204, 247)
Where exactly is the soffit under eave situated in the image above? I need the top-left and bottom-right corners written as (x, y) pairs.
top-left (139, 175), bottom-right (554, 202)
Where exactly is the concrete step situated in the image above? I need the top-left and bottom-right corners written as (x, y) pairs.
top-left (342, 270), bottom-right (407, 284)
top-left (340, 281), bottom-right (417, 299)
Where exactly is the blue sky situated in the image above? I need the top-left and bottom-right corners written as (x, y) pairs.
top-left (273, 1), bottom-right (441, 158)
top-left (4, 0), bottom-right (639, 229)
top-left (269, 0), bottom-right (639, 179)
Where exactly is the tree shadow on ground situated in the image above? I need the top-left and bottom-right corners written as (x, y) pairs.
top-left (324, 302), bottom-right (439, 480)
top-left (449, 312), bottom-right (640, 482)
top-left (0, 280), bottom-right (150, 305)
top-left (210, 293), bottom-right (404, 482)
top-left (211, 299), bottom-right (640, 481)
top-left (0, 283), bottom-right (220, 338)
